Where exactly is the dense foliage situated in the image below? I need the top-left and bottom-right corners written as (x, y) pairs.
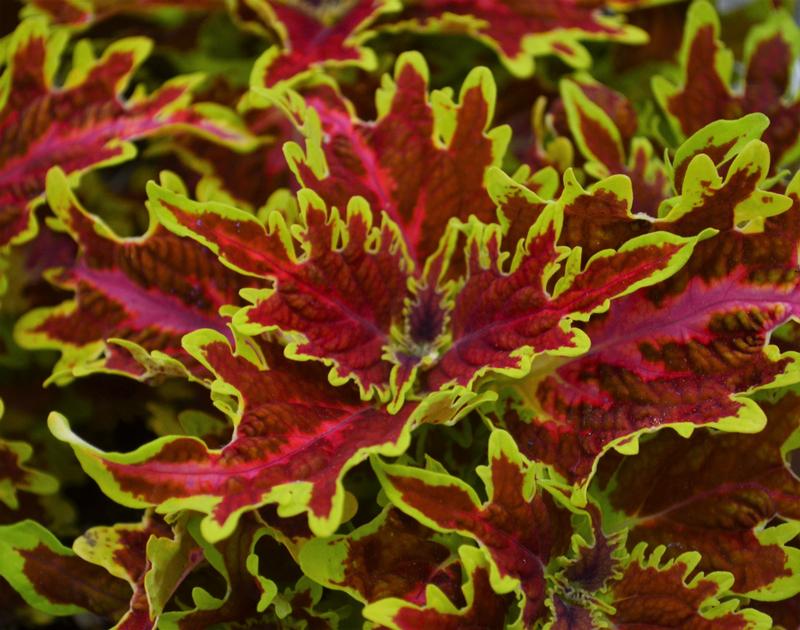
top-left (1, 0), bottom-right (800, 627)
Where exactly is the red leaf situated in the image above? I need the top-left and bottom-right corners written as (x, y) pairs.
top-left (151, 182), bottom-right (411, 398)
top-left (363, 546), bottom-right (514, 629)
top-left (73, 513), bottom-right (176, 630)
top-left (550, 596), bottom-right (595, 630)
top-left (428, 213), bottom-right (695, 391)
top-left (560, 78), bottom-right (669, 217)
top-left (499, 155), bottom-right (798, 487)
top-left (608, 546), bottom-right (768, 628)
top-left (0, 20), bottom-right (250, 250)
top-left (282, 53), bottom-right (506, 264)
top-left (239, 0), bottom-right (395, 87)
top-left (391, 0), bottom-right (646, 74)
top-left (49, 331), bottom-right (450, 540)
top-left (15, 171), bottom-right (246, 382)
top-left (375, 430), bottom-right (577, 625)
top-left (592, 392), bottom-right (800, 598)
top-left (25, 0), bottom-right (225, 26)
top-left (0, 520), bottom-right (131, 620)
top-left (160, 512), bottom-right (279, 629)
top-left (656, 4), bottom-right (800, 168)
top-left (299, 506), bottom-right (457, 605)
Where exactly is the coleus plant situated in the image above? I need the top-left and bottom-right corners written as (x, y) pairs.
top-left (1, 0), bottom-right (800, 627)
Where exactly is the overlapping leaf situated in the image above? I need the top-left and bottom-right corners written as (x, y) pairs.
top-left (496, 113), bottom-right (774, 259)
top-left (143, 514), bottom-right (205, 624)
top-left (385, 0), bottom-right (647, 75)
top-left (165, 102), bottom-right (298, 212)
top-left (14, 169), bottom-right (247, 383)
top-left (47, 330), bottom-right (473, 541)
top-left (237, 0), bottom-right (397, 87)
top-left (73, 512), bottom-right (175, 629)
top-left (0, 399), bottom-right (58, 510)
top-left (654, 1), bottom-right (800, 168)
top-left (0, 520), bottom-right (131, 622)
top-left (496, 150), bottom-right (799, 490)
top-left (151, 180), bottom-right (411, 399)
top-left (549, 542), bottom-right (768, 628)
top-left (374, 430), bottom-right (582, 626)
top-left (516, 95), bottom-right (575, 178)
top-left (560, 77), bottom-right (669, 217)
top-left (266, 578), bottom-right (338, 629)
top-left (426, 176), bottom-right (701, 392)
top-left (275, 52), bottom-right (508, 265)
top-left (668, 113), bottom-right (771, 193)
top-left (369, 423), bottom-right (768, 627)
top-left (157, 512), bottom-right (280, 629)
top-left (592, 390), bottom-right (800, 600)
top-left (153, 142), bottom-right (701, 406)
top-left (599, 545), bottom-right (771, 628)
top-left (0, 487), bottom-right (204, 628)
top-left (21, 0), bottom-right (224, 27)
top-left (4, 4), bottom-right (800, 628)
top-left (299, 505), bottom-right (459, 605)
top-left (363, 545), bottom-right (514, 629)
top-left (0, 19), bottom-right (251, 251)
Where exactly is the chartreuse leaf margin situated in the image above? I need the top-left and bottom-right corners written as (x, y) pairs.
top-left (2, 0), bottom-right (800, 628)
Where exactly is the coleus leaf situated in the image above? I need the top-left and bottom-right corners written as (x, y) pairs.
top-left (276, 52), bottom-right (509, 265)
top-left (492, 115), bottom-right (778, 259)
top-left (158, 521), bottom-right (336, 629)
top-left (164, 103), bottom-right (298, 212)
top-left (298, 505), bottom-right (458, 605)
top-left (14, 169), bottom-right (247, 383)
top-left (374, 429), bottom-right (584, 626)
top-left (0, 398), bottom-right (58, 509)
top-left (591, 390), bottom-right (800, 600)
top-left (669, 113), bottom-right (770, 193)
top-left (495, 149), bottom-right (798, 490)
top-left (385, 0), bottom-right (647, 75)
top-left (549, 595), bottom-right (597, 629)
top-left (158, 512), bottom-right (279, 629)
top-left (540, 510), bottom-right (765, 626)
top-left (73, 512), bottom-right (174, 629)
top-left (599, 544), bottom-right (772, 628)
top-left (237, 0), bottom-right (398, 88)
top-left (653, 1), bottom-right (800, 168)
top-left (426, 193), bottom-right (702, 392)
top-left (153, 143), bottom-right (701, 405)
top-left (152, 162), bottom-right (701, 417)
top-left (47, 329), bottom-right (469, 541)
top-left (0, 18), bottom-right (251, 251)
top-left (651, 0), bottom-right (738, 137)
top-left (143, 513), bottom-right (205, 622)
top-left (21, 0), bottom-right (225, 27)
top-left (517, 96), bottom-right (575, 178)
top-left (258, 504), bottom-right (314, 559)
top-left (559, 77), bottom-right (669, 217)
top-left (0, 519), bottom-right (131, 620)
top-left (549, 522), bottom-right (768, 627)
top-left (150, 180), bottom-right (411, 400)
top-left (362, 545), bottom-right (514, 629)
